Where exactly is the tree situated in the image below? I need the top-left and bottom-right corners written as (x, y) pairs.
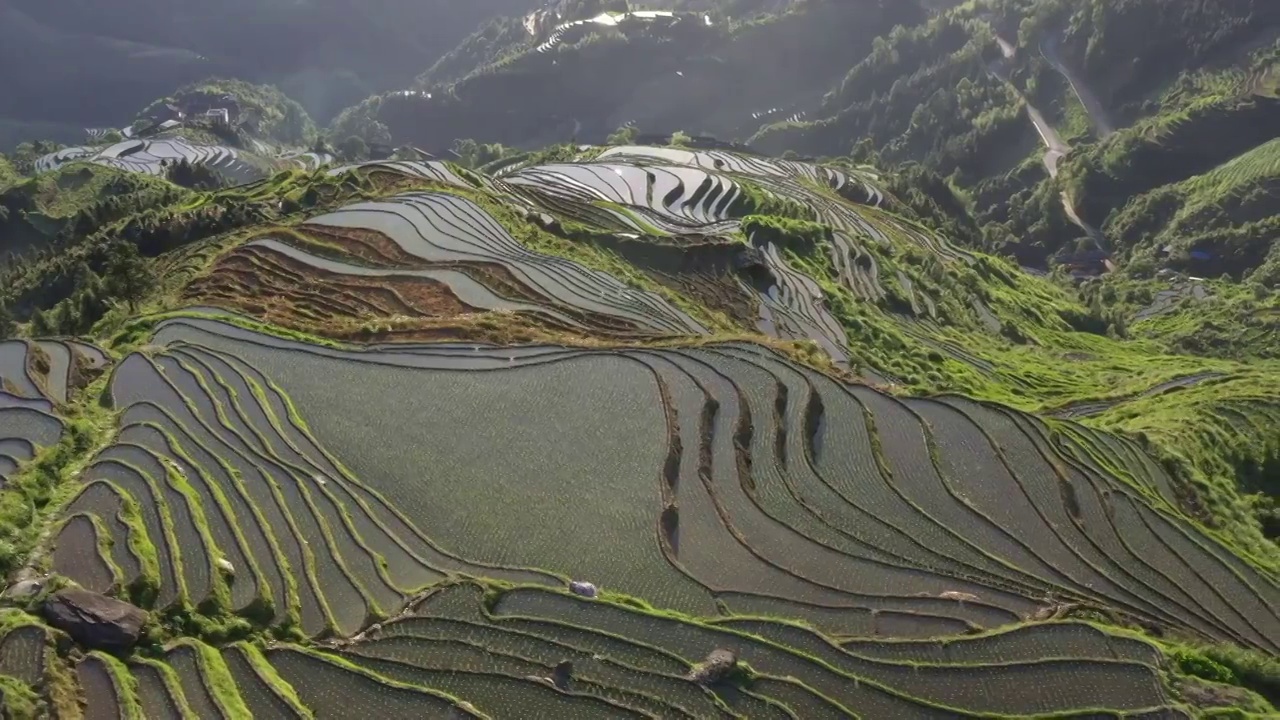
top-left (606, 124), bottom-right (638, 145)
top-left (450, 139), bottom-right (509, 168)
top-left (10, 143), bottom-right (39, 174)
top-left (669, 130), bottom-right (692, 148)
top-left (29, 309), bottom-right (52, 337)
top-left (0, 303), bottom-right (13, 340)
top-left (48, 300), bottom-right (76, 335)
top-left (103, 242), bottom-right (155, 312)
top-left (338, 136), bottom-right (369, 162)
top-left (165, 159), bottom-right (220, 190)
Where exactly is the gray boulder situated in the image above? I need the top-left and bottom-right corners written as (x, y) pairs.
top-left (538, 214), bottom-right (562, 233)
top-left (733, 247), bottom-right (768, 273)
top-left (569, 581), bottom-right (598, 598)
top-left (3, 579), bottom-right (44, 600)
top-left (688, 648), bottom-right (738, 685)
top-left (41, 589), bottom-right (147, 652)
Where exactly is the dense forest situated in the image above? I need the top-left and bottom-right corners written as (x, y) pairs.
top-left (0, 0), bottom-right (543, 137)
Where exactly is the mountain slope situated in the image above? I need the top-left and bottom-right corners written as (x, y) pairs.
top-left (0, 0), bottom-right (543, 131)
top-left (0, 141), bottom-right (1277, 715)
top-left (332, 1), bottom-right (936, 151)
top-left (0, 1), bottom-right (1278, 716)
top-left (329, 0), bottom-right (1278, 284)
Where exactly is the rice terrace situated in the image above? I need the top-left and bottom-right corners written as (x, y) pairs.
top-left (1, 0), bottom-right (1280, 717)
top-left (0, 139), bottom-right (1272, 717)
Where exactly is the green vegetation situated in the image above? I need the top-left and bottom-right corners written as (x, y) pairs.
top-left (0, 414), bottom-right (107, 576)
top-left (326, 0), bottom-right (933, 152)
top-left (137, 79), bottom-right (318, 146)
top-left (0, 1), bottom-right (1277, 715)
top-left (0, 674), bottom-right (43, 719)
top-left (0, 138), bottom-right (1276, 717)
top-left (0, 154), bottom-right (18, 189)
top-left (413, 15), bottom-right (533, 90)
top-left (0, 164), bottom-right (190, 261)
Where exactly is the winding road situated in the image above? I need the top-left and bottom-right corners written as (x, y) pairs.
top-left (993, 33), bottom-right (1109, 250)
top-left (1041, 36), bottom-right (1116, 139)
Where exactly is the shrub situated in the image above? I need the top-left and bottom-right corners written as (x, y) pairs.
top-left (338, 136), bottom-right (369, 162)
top-left (741, 215), bottom-right (830, 248)
top-left (1173, 648), bottom-right (1239, 685)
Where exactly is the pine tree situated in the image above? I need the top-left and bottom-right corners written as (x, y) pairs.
top-left (0, 302), bottom-right (14, 340)
top-left (49, 300), bottom-right (76, 336)
top-left (103, 242), bottom-right (155, 312)
top-left (30, 309), bottom-right (51, 337)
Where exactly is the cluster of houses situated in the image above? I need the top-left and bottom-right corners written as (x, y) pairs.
top-left (136, 93), bottom-right (260, 137)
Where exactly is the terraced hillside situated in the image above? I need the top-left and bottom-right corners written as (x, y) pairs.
top-left (33, 136), bottom-right (331, 187)
top-left (0, 340), bottom-right (107, 484)
top-left (0, 143), bottom-right (1278, 717)
top-left (328, 0), bottom-right (1278, 312)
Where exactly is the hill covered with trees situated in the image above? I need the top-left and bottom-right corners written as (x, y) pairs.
top-left (329, 0), bottom-right (1277, 277)
top-left (0, 0), bottom-right (544, 138)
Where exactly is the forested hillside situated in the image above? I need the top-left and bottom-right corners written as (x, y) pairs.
top-left (0, 0), bottom-right (1277, 716)
top-left (0, 0), bottom-right (542, 139)
top-left (330, 0), bottom-right (1277, 277)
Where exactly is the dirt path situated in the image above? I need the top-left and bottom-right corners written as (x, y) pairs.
top-left (1041, 36), bottom-right (1116, 138)
top-left (1025, 102), bottom-right (1069, 176)
top-left (992, 33), bottom-right (1108, 249)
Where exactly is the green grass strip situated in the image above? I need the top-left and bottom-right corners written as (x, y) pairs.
top-left (178, 638), bottom-right (253, 719)
top-left (88, 652), bottom-right (145, 720)
top-left (228, 642), bottom-right (314, 719)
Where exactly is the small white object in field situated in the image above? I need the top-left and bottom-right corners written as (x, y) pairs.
top-left (569, 581), bottom-right (598, 598)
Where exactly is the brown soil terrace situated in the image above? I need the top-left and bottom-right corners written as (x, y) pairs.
top-left (188, 226), bottom-right (722, 340)
top-left (292, 224), bottom-right (431, 269)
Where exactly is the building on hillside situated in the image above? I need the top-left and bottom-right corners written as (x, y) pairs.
top-left (203, 108), bottom-right (231, 127)
top-left (1159, 244), bottom-right (1214, 262)
top-left (176, 93), bottom-right (243, 126)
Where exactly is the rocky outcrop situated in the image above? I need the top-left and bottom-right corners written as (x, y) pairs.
top-left (41, 589), bottom-right (147, 652)
top-left (3, 568), bottom-right (46, 600)
top-left (687, 648), bottom-right (738, 685)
